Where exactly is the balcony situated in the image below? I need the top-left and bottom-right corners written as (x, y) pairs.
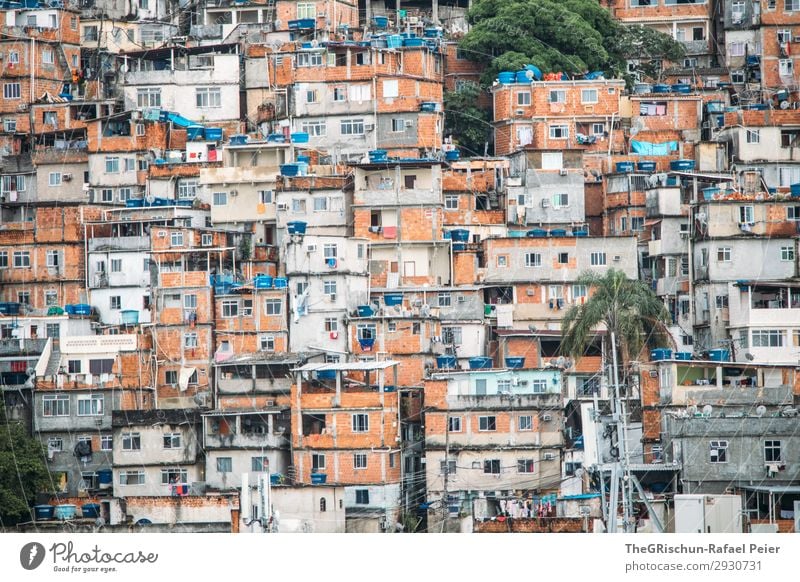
top-left (680, 39), bottom-right (710, 55)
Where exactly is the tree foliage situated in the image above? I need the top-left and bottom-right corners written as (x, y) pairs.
top-left (0, 410), bottom-right (52, 527)
top-left (459, 0), bottom-right (684, 85)
top-left (443, 84), bottom-right (492, 156)
top-left (560, 269), bottom-right (671, 364)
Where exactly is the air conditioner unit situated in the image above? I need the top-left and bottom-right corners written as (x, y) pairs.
top-left (526, 288), bottom-right (535, 296)
top-left (613, 255), bottom-right (621, 261)
top-left (456, 296), bottom-right (465, 303)
top-left (306, 243), bottom-right (317, 253)
top-left (559, 168), bottom-right (568, 176)
top-left (230, 190), bottom-right (238, 197)
top-left (541, 413), bottom-right (553, 421)
top-left (543, 453), bottom-right (556, 461)
top-left (277, 203), bottom-right (289, 211)
top-left (405, 120), bottom-right (414, 127)
top-left (515, 109), bottom-right (525, 116)
top-left (364, 123), bottom-right (375, 131)
top-left (540, 199), bottom-right (550, 208)
top-left (157, 231), bottom-right (167, 238)
top-left (62, 173), bottom-right (72, 181)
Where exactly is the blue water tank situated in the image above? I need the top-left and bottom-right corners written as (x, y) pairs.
top-left (670, 159), bottom-right (696, 171)
top-left (616, 162), bottom-right (635, 173)
top-left (505, 357), bottom-right (525, 369)
top-left (651, 348), bottom-right (673, 361)
top-left (498, 71), bottom-right (516, 84)
top-left (708, 349), bottom-right (730, 362)
top-left (468, 357), bottom-right (493, 370)
top-left (637, 161), bottom-right (656, 172)
top-left (436, 355), bottom-right (458, 369)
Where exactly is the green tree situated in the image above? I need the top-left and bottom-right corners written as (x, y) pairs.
top-left (443, 84), bottom-right (492, 156)
top-left (459, 0), bottom-right (684, 85)
top-left (0, 409), bottom-right (52, 527)
top-left (560, 269), bottom-right (671, 371)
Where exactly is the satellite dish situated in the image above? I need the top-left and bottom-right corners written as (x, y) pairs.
top-left (755, 405), bottom-right (767, 417)
top-left (702, 404), bottom-right (713, 416)
top-left (145, 193), bottom-right (156, 204)
top-left (524, 69), bottom-right (535, 80)
top-left (688, 404), bottom-right (698, 415)
top-left (696, 212), bottom-right (707, 224)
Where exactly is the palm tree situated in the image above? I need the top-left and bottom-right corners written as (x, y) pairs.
top-left (560, 268), bottom-right (672, 373)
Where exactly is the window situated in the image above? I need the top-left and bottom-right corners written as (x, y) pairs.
top-left (222, 300), bottom-right (239, 318)
top-left (4, 83), bottom-right (21, 99)
top-left (163, 433), bottom-right (181, 449)
top-left (383, 79), bottom-right (399, 98)
top-left (300, 120), bottom-right (326, 137)
top-left (45, 291), bottom-right (58, 306)
top-left (41, 49), bottom-right (54, 65)
top-left (739, 205), bottom-right (754, 224)
top-left (552, 193), bottom-right (569, 208)
top-left (525, 252), bottom-right (541, 267)
top-left (47, 437), bottom-right (64, 453)
top-left (549, 90), bottom-right (566, 103)
top-left (440, 460), bottom-right (456, 475)
top-left (448, 417), bottom-right (462, 432)
top-left (353, 453), bottom-right (367, 469)
top-left (251, 457), bottom-right (269, 472)
top-left (7, 51), bottom-right (18, 65)
top-left (496, 255), bottom-right (508, 268)
top-left (530, 379), bottom-right (548, 393)
top-left (782, 246), bottom-right (795, 261)
top-left (478, 416), bottom-right (496, 431)
top-left (340, 119), bottom-right (364, 135)
top-left (745, 129), bottom-right (760, 144)
top-left (444, 194), bottom-right (459, 209)
top-left (196, 87), bottom-right (221, 108)
top-left (119, 470), bottom-right (145, 485)
top-left (0, 251), bottom-right (7, 268)
top-left (78, 394), bottom-right (103, 416)
top-left (517, 459), bottom-right (535, 473)
top-left (352, 413), bottom-right (369, 433)
top-left (787, 0), bottom-right (800, 10)
top-left (350, 85), bottom-right (371, 101)
top-left (715, 295), bottom-right (729, 309)
top-left (135, 87), bottom-right (162, 108)
top-left (118, 187), bottom-right (133, 202)
top-left (557, 252), bottom-right (569, 265)
top-left (213, 192), bottom-right (229, 206)
top-left (305, 89), bottom-right (319, 103)
top-left (312, 453), bottom-right (326, 471)
top-left (43, 250), bottom-right (60, 269)
top-left (442, 326), bottom-right (462, 345)
top-left (586, 251), bottom-right (608, 267)
top-left (709, 440), bottom-right (728, 463)
top-left (42, 394), bottom-right (69, 417)
top-left (717, 247), bottom-right (731, 262)
top-left (264, 299), bottom-right (282, 315)
top-left (216, 457), bottom-right (233, 473)
top-left (565, 461), bottom-right (583, 476)
top-left (333, 86), bottom-right (346, 102)
top-left (779, 59), bottom-right (794, 77)
top-left (581, 89), bottom-right (598, 103)
top-left (13, 251), bottom-right (30, 268)
top-left (184, 333), bottom-right (198, 348)
top-left (177, 179), bottom-right (197, 200)
top-left (313, 197), bottom-right (328, 211)
top-left (573, 285), bottom-right (588, 302)
top-left (49, 172), bottom-right (62, 186)
top-left (161, 468), bottom-right (188, 485)
top-left (296, 52), bottom-right (323, 67)
top-left (765, 440), bottom-right (783, 463)
top-left (390, 117), bottom-right (407, 133)
top-left (549, 125), bottom-right (568, 139)
top-left (323, 243), bottom-right (338, 259)
top-left (122, 432), bottom-right (141, 451)
top-left (518, 415), bottom-right (533, 431)
top-left (731, 70), bottom-right (745, 84)
top-left (105, 156), bottom-right (120, 173)
top-left (355, 489), bottom-right (370, 504)
top-left (433, 292), bottom-right (451, 309)
top-left (67, 359), bottom-right (82, 374)
top-left (483, 459), bottom-right (501, 474)
top-left (323, 318), bottom-right (339, 333)
top-left (165, 370), bottom-right (178, 385)
top-left (110, 296), bottom-right (121, 310)
top-left (517, 91), bottom-right (531, 106)
top-left (752, 329), bottom-right (784, 347)
top-left (259, 335), bottom-right (275, 351)
top-left (101, 189), bottom-right (113, 202)
top-left (631, 217), bottom-right (644, 231)
top-left (46, 323), bottom-right (60, 338)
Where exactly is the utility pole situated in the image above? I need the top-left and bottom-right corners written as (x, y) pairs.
top-left (441, 412), bottom-right (450, 532)
top-left (609, 331), bottom-right (634, 532)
